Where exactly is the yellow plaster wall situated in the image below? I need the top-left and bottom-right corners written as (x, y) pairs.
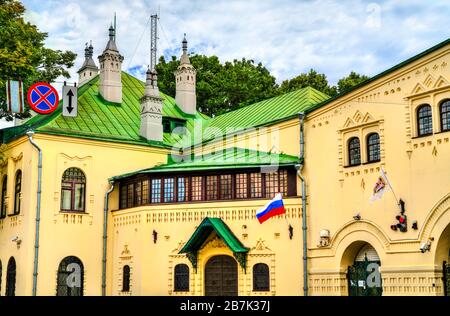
top-left (0, 134), bottom-right (168, 295)
top-left (304, 44), bottom-right (450, 295)
top-left (108, 198), bottom-right (303, 296)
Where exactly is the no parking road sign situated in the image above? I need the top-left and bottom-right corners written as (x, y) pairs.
top-left (27, 82), bottom-right (59, 115)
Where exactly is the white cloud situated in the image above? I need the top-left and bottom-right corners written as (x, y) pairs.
top-left (22, 0), bottom-right (450, 90)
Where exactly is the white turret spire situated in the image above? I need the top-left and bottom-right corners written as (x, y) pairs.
top-left (174, 34), bottom-right (197, 115)
top-left (98, 24), bottom-right (124, 103)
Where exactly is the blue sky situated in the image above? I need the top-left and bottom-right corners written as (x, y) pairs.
top-left (22, 0), bottom-right (450, 86)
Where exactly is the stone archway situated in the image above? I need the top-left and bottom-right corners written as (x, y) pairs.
top-left (342, 241), bottom-right (382, 296)
top-left (204, 255), bottom-right (238, 296)
top-left (435, 223), bottom-right (450, 296)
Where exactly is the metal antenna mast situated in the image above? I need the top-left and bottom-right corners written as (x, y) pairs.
top-left (150, 14), bottom-right (158, 71)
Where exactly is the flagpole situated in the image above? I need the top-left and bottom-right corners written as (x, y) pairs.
top-left (381, 166), bottom-right (402, 212)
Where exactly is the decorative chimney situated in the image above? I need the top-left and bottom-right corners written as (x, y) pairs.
top-left (140, 68), bottom-right (163, 142)
top-left (77, 41), bottom-right (99, 86)
top-left (174, 34), bottom-right (197, 115)
top-left (98, 25), bottom-right (124, 103)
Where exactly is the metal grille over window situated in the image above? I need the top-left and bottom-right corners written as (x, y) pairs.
top-left (6, 257), bottom-right (16, 296)
top-left (61, 168), bottom-right (86, 212)
top-left (348, 137), bottom-right (361, 166)
top-left (1, 176), bottom-right (7, 218)
top-left (14, 170), bottom-right (21, 215)
top-left (174, 264), bottom-right (189, 292)
top-left (56, 256), bottom-right (84, 296)
top-left (122, 265), bottom-right (130, 292)
top-left (417, 104), bottom-right (433, 136)
top-left (441, 100), bottom-right (450, 132)
top-left (253, 263), bottom-right (270, 292)
top-left (367, 133), bottom-right (380, 163)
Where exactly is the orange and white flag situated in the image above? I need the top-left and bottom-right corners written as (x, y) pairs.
top-left (370, 169), bottom-right (389, 202)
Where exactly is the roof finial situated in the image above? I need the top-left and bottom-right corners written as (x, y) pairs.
top-left (109, 24), bottom-right (115, 41)
top-left (84, 42), bottom-right (89, 57)
top-left (88, 41), bottom-right (93, 57)
top-left (182, 33), bottom-right (188, 54)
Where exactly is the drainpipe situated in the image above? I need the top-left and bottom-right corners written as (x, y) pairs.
top-left (295, 112), bottom-right (308, 296)
top-left (102, 181), bottom-right (115, 296)
top-left (26, 130), bottom-right (42, 296)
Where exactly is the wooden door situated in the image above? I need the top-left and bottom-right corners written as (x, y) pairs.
top-left (205, 255), bottom-right (238, 296)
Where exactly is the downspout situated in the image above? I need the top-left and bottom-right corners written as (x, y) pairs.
top-left (102, 180), bottom-right (115, 296)
top-left (295, 112), bottom-right (308, 296)
top-left (26, 131), bottom-right (42, 296)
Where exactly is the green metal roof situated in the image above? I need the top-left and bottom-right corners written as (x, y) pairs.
top-left (110, 147), bottom-right (300, 180)
top-left (179, 217), bottom-right (249, 270)
top-left (201, 87), bottom-right (329, 142)
top-left (0, 72), bottom-right (209, 147)
top-left (180, 217), bottom-right (248, 254)
top-left (305, 37), bottom-right (450, 115)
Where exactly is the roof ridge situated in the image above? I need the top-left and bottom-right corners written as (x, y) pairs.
top-left (306, 37), bottom-right (450, 114)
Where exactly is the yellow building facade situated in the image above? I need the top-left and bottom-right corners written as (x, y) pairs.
top-left (0, 27), bottom-right (449, 296)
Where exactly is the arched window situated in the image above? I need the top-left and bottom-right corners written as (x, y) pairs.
top-left (122, 265), bottom-right (130, 292)
top-left (417, 104), bottom-right (433, 136)
top-left (61, 168), bottom-right (86, 212)
top-left (348, 137), bottom-right (361, 166)
top-left (1, 176), bottom-right (7, 218)
top-left (253, 263), bottom-right (270, 291)
top-left (174, 264), bottom-right (189, 292)
top-left (13, 170), bottom-right (21, 215)
top-left (56, 256), bottom-right (84, 296)
top-left (367, 133), bottom-right (380, 163)
top-left (6, 257), bottom-right (16, 296)
top-left (440, 100), bottom-right (450, 132)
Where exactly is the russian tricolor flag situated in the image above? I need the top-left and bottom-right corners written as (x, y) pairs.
top-left (256, 193), bottom-right (286, 224)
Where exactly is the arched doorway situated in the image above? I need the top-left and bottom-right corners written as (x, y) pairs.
top-left (5, 257), bottom-right (16, 296)
top-left (435, 223), bottom-right (450, 296)
top-left (56, 256), bottom-right (84, 296)
top-left (204, 255), bottom-right (238, 296)
top-left (346, 243), bottom-right (382, 296)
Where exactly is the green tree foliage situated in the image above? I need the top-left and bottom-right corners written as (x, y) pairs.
top-left (336, 71), bottom-right (370, 94)
top-left (157, 55), bottom-right (369, 116)
top-left (278, 69), bottom-right (337, 97)
top-left (156, 55), bottom-right (278, 116)
top-left (0, 0), bottom-right (76, 121)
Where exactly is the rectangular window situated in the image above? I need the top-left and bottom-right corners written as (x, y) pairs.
top-left (206, 176), bottom-right (218, 200)
top-left (220, 175), bottom-right (232, 200)
top-left (142, 180), bottom-right (149, 204)
top-left (279, 170), bottom-right (288, 197)
top-left (250, 173), bottom-right (262, 198)
top-left (73, 183), bottom-right (86, 211)
top-left (191, 176), bottom-right (203, 201)
top-left (135, 181), bottom-right (142, 206)
top-left (265, 173), bottom-right (279, 197)
top-left (236, 174), bottom-right (248, 199)
top-left (177, 177), bottom-right (189, 202)
top-left (151, 179), bottom-right (161, 203)
top-left (61, 184), bottom-right (72, 210)
top-left (164, 178), bottom-right (175, 203)
top-left (127, 183), bottom-right (134, 208)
